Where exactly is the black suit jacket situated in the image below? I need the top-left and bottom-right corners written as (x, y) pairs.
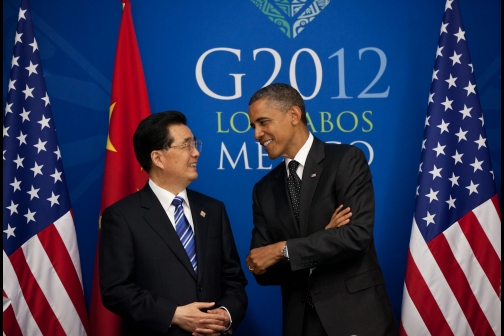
top-left (100, 183), bottom-right (248, 336)
top-left (250, 137), bottom-right (397, 336)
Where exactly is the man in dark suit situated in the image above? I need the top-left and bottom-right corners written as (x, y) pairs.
top-left (99, 111), bottom-right (247, 336)
top-left (245, 83), bottom-right (398, 336)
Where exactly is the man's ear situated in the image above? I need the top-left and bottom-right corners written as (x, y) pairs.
top-left (289, 106), bottom-right (302, 125)
top-left (150, 150), bottom-right (164, 170)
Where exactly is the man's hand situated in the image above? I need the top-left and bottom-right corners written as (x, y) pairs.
top-left (172, 302), bottom-right (227, 335)
top-left (246, 241), bottom-right (285, 275)
top-left (325, 205), bottom-right (352, 230)
top-left (193, 308), bottom-right (230, 336)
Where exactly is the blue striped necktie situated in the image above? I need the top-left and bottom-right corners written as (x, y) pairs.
top-left (172, 196), bottom-right (197, 274)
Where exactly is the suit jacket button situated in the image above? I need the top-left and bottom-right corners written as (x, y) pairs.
top-left (198, 286), bottom-right (203, 292)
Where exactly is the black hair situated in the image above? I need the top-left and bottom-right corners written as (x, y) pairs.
top-left (133, 111), bottom-right (187, 172)
top-left (248, 83), bottom-right (306, 124)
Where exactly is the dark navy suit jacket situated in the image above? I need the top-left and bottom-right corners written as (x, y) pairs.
top-left (250, 137), bottom-right (397, 336)
top-left (100, 184), bottom-right (248, 335)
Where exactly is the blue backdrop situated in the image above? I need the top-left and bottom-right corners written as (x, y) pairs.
top-left (3, 1), bottom-right (501, 335)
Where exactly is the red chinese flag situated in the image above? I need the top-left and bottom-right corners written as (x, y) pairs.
top-left (89, 0), bottom-right (150, 334)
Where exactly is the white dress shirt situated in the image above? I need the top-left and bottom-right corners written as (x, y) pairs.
top-left (149, 179), bottom-right (195, 232)
top-left (284, 132), bottom-right (314, 181)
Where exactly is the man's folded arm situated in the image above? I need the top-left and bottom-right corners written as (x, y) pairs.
top-left (287, 146), bottom-right (375, 271)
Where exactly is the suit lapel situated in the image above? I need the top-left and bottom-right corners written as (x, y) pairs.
top-left (140, 184), bottom-right (197, 280)
top-left (272, 165), bottom-right (300, 238)
top-left (299, 137), bottom-right (325, 237)
top-left (187, 189), bottom-right (208, 282)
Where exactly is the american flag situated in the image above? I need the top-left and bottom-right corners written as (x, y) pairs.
top-left (400, 0), bottom-right (501, 335)
top-left (2, 0), bottom-right (89, 335)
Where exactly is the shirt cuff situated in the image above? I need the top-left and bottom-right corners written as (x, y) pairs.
top-left (282, 242), bottom-right (289, 259)
top-left (219, 306), bottom-right (232, 333)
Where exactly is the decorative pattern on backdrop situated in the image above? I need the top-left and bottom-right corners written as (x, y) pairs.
top-left (250, 0), bottom-right (331, 38)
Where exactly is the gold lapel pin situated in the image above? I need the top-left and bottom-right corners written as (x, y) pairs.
top-left (200, 211), bottom-right (206, 217)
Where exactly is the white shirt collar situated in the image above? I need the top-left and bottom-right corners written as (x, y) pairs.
top-left (148, 179), bottom-right (190, 210)
top-left (284, 132), bottom-right (314, 176)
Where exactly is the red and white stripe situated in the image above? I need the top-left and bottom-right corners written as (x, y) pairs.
top-left (3, 211), bottom-right (88, 336)
top-left (401, 195), bottom-right (501, 336)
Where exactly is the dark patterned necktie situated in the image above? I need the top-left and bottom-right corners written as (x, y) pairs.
top-left (288, 161), bottom-right (314, 309)
top-left (287, 160), bottom-right (301, 224)
top-left (172, 196), bottom-right (197, 274)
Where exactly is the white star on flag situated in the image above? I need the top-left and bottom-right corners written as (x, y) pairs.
top-left (3, 224), bottom-right (16, 239)
top-left (432, 142), bottom-right (446, 156)
top-left (436, 119), bottom-right (450, 134)
top-left (41, 92), bottom-right (50, 106)
top-left (425, 188), bottom-right (439, 203)
top-left (465, 180), bottom-right (479, 195)
top-left (20, 107), bottom-right (31, 122)
top-left (429, 165), bottom-right (443, 180)
top-left (463, 81), bottom-right (476, 96)
top-left (33, 138), bottom-right (47, 153)
top-left (445, 73), bottom-right (457, 88)
top-left (5, 102), bottom-right (14, 115)
top-left (29, 38), bottom-right (38, 52)
top-left (454, 127), bottom-right (467, 142)
top-left (16, 131), bottom-right (27, 145)
top-left (37, 114), bottom-right (51, 129)
top-left (469, 157), bottom-right (483, 172)
top-left (10, 177), bottom-right (22, 192)
top-left (449, 50), bottom-right (462, 65)
top-left (428, 92), bottom-right (435, 104)
top-left (47, 192), bottom-right (60, 207)
top-left (432, 69), bottom-right (439, 81)
top-left (11, 55), bottom-right (20, 68)
top-left (15, 31), bottom-right (23, 44)
top-left (26, 185), bottom-right (40, 200)
top-left (50, 168), bottom-right (63, 183)
top-left (25, 60), bottom-right (38, 76)
top-left (423, 211), bottom-right (436, 226)
top-left (22, 84), bottom-right (34, 99)
top-left (13, 154), bottom-right (24, 169)
top-left (440, 96), bottom-right (453, 111)
top-left (453, 27), bottom-right (466, 42)
top-left (18, 8), bottom-right (27, 21)
top-left (474, 135), bottom-right (486, 149)
top-left (8, 79), bottom-right (16, 92)
top-left (458, 104), bottom-right (472, 119)
top-left (24, 208), bottom-right (36, 223)
top-left (451, 150), bottom-right (463, 164)
top-left (6, 201), bottom-right (19, 215)
top-left (445, 195), bottom-right (456, 209)
top-left (30, 161), bottom-right (43, 176)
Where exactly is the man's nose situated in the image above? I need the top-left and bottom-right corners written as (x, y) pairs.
top-left (254, 127), bottom-right (263, 141)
